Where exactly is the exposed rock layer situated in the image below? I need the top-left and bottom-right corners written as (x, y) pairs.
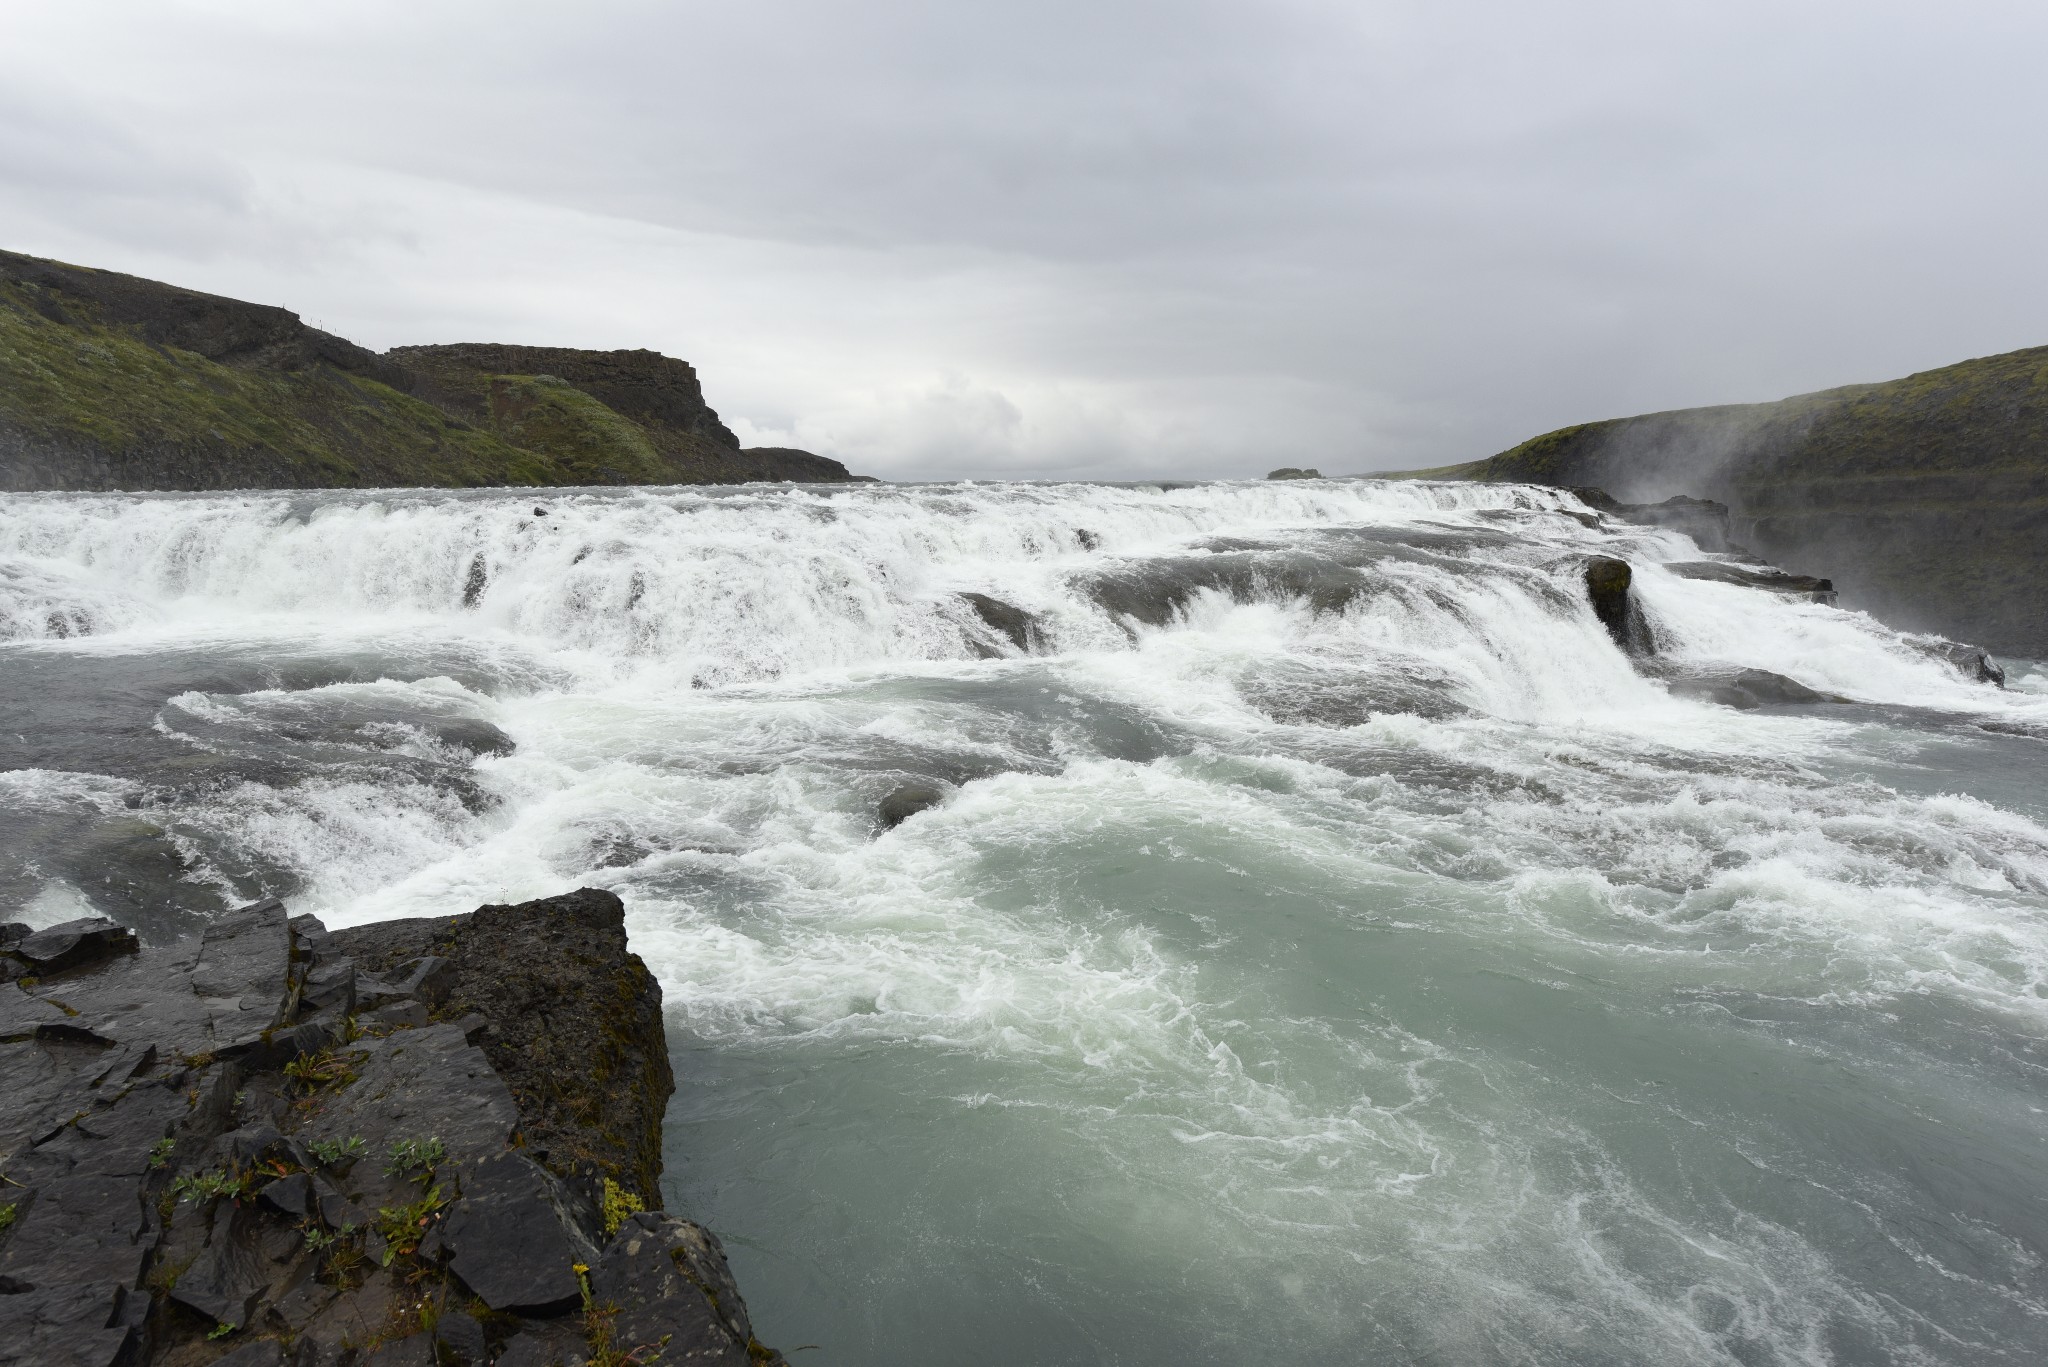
top-left (0, 248), bottom-right (860, 491)
top-left (0, 890), bottom-right (784, 1367)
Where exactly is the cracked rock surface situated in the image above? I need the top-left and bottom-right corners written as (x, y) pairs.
top-left (0, 890), bottom-right (783, 1367)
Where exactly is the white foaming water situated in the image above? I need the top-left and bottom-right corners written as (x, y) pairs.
top-left (4, 479), bottom-right (2046, 1365)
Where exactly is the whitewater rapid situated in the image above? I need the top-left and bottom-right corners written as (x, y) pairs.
top-left (3, 479), bottom-right (2046, 1365)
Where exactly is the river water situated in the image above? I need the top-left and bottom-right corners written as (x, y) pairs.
top-left (3, 480), bottom-right (2045, 1365)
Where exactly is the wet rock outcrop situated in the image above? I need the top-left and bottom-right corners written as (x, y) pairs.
top-left (958, 592), bottom-right (1042, 656)
top-left (1583, 557), bottom-right (1657, 656)
top-left (878, 783), bottom-right (946, 830)
top-left (1663, 561), bottom-right (1837, 603)
top-left (0, 890), bottom-right (785, 1367)
top-left (1649, 665), bottom-right (1849, 710)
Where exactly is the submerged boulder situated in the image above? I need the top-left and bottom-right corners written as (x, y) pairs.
top-left (1583, 557), bottom-right (1657, 655)
top-left (1661, 667), bottom-right (1849, 710)
top-left (959, 592), bottom-right (1042, 656)
top-left (879, 782), bottom-right (946, 830)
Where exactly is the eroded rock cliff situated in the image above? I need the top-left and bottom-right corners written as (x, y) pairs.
top-left (0, 889), bottom-right (784, 1367)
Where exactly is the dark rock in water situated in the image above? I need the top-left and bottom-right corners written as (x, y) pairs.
top-left (1082, 550), bottom-right (1372, 629)
top-left (1076, 528), bottom-right (1102, 551)
top-left (879, 782), bottom-right (946, 830)
top-left (1929, 641), bottom-right (2007, 688)
top-left (7, 917), bottom-right (136, 976)
top-left (960, 592), bottom-right (1042, 655)
top-left (1267, 467), bottom-right (1322, 480)
top-left (1620, 495), bottom-right (1734, 551)
top-left (1583, 558), bottom-right (1657, 655)
top-left (462, 554), bottom-right (489, 607)
top-left (1657, 666), bottom-right (1849, 709)
top-left (1664, 560), bottom-right (1837, 604)
top-left (1238, 658), bottom-right (1467, 727)
top-left (0, 887), bottom-right (787, 1366)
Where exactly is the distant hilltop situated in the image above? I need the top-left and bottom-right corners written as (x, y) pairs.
top-left (0, 248), bottom-right (867, 491)
top-left (1416, 347), bottom-right (2048, 657)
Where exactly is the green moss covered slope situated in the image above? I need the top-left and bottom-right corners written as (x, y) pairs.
top-left (1457, 348), bottom-right (2048, 656)
top-left (0, 248), bottom-right (862, 491)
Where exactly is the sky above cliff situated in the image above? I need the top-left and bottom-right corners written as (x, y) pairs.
top-left (4, 0), bottom-right (2046, 481)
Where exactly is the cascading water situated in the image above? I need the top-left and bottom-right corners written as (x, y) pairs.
top-left (3, 479), bottom-right (2045, 1365)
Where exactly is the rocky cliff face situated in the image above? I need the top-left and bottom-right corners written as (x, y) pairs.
top-left (0, 889), bottom-right (786, 1367)
top-left (0, 248), bottom-right (863, 491)
top-left (1453, 346), bottom-right (2048, 656)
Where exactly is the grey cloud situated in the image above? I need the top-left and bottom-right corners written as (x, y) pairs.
top-left (2, 0), bottom-right (2046, 480)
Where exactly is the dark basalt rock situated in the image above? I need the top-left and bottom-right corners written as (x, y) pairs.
top-left (1267, 467), bottom-right (1322, 480)
top-left (1653, 665), bottom-right (1850, 710)
top-left (1929, 641), bottom-right (2007, 688)
top-left (1664, 560), bottom-right (1837, 604)
top-left (443, 1153), bottom-right (599, 1315)
top-left (1583, 558), bottom-right (1657, 655)
top-left (1081, 551), bottom-right (1373, 630)
top-left (592, 1212), bottom-right (763, 1366)
top-left (879, 782), bottom-right (946, 830)
top-left (6, 916), bottom-right (137, 976)
top-left (0, 888), bottom-right (788, 1367)
top-left (332, 889), bottom-right (673, 1201)
top-left (959, 592), bottom-right (1042, 655)
top-left (1621, 495), bottom-right (1734, 551)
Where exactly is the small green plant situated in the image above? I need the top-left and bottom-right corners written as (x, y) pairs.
top-left (147, 1137), bottom-right (175, 1170)
top-left (284, 1047), bottom-right (364, 1096)
top-left (171, 1167), bottom-right (257, 1205)
top-left (318, 1226), bottom-right (369, 1288)
top-left (373, 1186), bottom-right (447, 1265)
top-left (0, 1203), bottom-right (15, 1233)
top-left (205, 1321), bottom-right (237, 1341)
top-left (385, 1137), bottom-right (446, 1179)
top-left (601, 1178), bottom-right (645, 1237)
top-left (308, 1135), bottom-right (366, 1167)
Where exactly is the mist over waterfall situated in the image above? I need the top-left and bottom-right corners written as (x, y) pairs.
top-left (4, 479), bottom-right (2046, 1366)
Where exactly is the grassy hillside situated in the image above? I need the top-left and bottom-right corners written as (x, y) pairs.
top-left (0, 277), bottom-right (560, 488)
top-left (1451, 348), bottom-right (2048, 656)
top-left (0, 248), bottom-right (860, 491)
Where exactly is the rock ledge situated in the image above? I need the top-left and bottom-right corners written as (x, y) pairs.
top-left (0, 890), bottom-right (783, 1367)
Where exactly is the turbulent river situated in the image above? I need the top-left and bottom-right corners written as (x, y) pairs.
top-left (3, 480), bottom-right (2047, 1365)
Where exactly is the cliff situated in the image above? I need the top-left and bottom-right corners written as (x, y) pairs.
top-left (1442, 346), bottom-right (2048, 656)
top-left (0, 889), bottom-right (787, 1367)
top-left (0, 248), bottom-right (862, 491)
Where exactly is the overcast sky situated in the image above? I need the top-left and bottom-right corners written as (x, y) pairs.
top-left (4, 1), bottom-right (2045, 480)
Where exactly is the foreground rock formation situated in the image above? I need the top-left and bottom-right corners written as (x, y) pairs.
top-left (1446, 345), bottom-right (2048, 656)
top-left (0, 247), bottom-right (863, 491)
top-left (0, 889), bottom-right (785, 1367)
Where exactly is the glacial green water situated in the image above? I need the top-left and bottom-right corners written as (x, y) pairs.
top-left (3, 480), bottom-right (2044, 1363)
